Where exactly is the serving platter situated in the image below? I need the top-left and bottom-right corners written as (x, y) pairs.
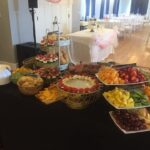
top-left (96, 73), bottom-right (149, 86)
top-left (109, 111), bottom-right (150, 134)
top-left (103, 86), bottom-right (150, 109)
top-left (35, 84), bottom-right (68, 105)
top-left (96, 66), bottom-right (150, 86)
top-left (58, 75), bottom-right (100, 95)
top-left (104, 95), bottom-right (150, 109)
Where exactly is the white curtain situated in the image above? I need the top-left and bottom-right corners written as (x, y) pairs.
top-left (147, 0), bottom-right (150, 18)
top-left (82, 0), bottom-right (116, 19)
top-left (80, 0), bottom-right (86, 19)
top-left (95, 0), bottom-right (102, 18)
top-left (118, 0), bottom-right (131, 16)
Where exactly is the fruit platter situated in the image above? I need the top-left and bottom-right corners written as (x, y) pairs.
top-left (96, 66), bottom-right (150, 85)
top-left (109, 109), bottom-right (150, 134)
top-left (35, 84), bottom-right (68, 104)
top-left (68, 63), bottom-right (103, 75)
top-left (34, 67), bottom-right (60, 85)
top-left (68, 62), bottom-right (117, 75)
top-left (103, 86), bottom-right (150, 109)
top-left (35, 53), bottom-right (59, 68)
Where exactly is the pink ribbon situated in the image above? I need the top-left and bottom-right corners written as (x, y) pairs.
top-left (93, 30), bottom-right (117, 49)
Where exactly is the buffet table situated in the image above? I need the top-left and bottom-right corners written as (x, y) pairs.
top-left (69, 29), bottom-right (118, 63)
top-left (0, 83), bottom-right (150, 150)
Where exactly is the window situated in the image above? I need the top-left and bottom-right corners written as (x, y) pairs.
top-left (81, 0), bottom-right (149, 20)
top-left (82, 0), bottom-right (115, 19)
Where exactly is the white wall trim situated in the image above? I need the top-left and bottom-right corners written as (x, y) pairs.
top-left (0, 61), bottom-right (18, 70)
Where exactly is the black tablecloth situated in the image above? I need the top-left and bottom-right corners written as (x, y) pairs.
top-left (0, 83), bottom-right (150, 150)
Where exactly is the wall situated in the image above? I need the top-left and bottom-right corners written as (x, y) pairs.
top-left (35, 0), bottom-right (72, 42)
top-left (0, 0), bottom-right (72, 64)
top-left (8, 0), bottom-right (33, 45)
top-left (0, 0), bottom-right (16, 63)
top-left (0, 0), bottom-right (73, 64)
top-left (72, 0), bottom-right (80, 32)
top-left (0, 0), bottom-right (33, 64)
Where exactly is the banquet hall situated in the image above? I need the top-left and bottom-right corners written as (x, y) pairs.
top-left (0, 0), bottom-right (150, 150)
top-left (0, 0), bottom-right (150, 68)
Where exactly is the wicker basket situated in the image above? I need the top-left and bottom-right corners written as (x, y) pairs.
top-left (63, 92), bottom-right (99, 109)
top-left (17, 76), bottom-right (44, 95)
top-left (18, 85), bottom-right (43, 95)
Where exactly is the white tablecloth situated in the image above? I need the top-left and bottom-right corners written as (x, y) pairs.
top-left (69, 28), bottom-right (118, 63)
